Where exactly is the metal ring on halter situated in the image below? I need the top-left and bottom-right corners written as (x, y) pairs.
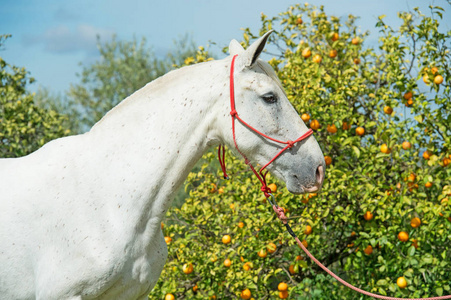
top-left (266, 193), bottom-right (278, 208)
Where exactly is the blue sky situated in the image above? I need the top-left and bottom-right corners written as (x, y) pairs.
top-left (1, 0), bottom-right (450, 94)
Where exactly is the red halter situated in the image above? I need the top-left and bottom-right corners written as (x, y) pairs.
top-left (218, 54), bottom-right (313, 198)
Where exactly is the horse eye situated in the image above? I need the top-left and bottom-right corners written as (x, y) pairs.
top-left (262, 93), bottom-right (278, 104)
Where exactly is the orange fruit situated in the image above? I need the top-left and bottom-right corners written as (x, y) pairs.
top-left (351, 231), bottom-right (356, 237)
top-left (296, 255), bottom-right (304, 261)
top-left (364, 245), bottom-right (373, 255)
top-left (342, 121), bottom-right (351, 130)
top-left (161, 222), bottom-right (164, 230)
top-left (403, 91), bottom-right (413, 100)
top-left (300, 239), bottom-right (308, 248)
top-left (258, 249), bottom-right (267, 258)
top-left (383, 106), bottom-right (393, 115)
top-left (224, 258), bottom-right (232, 267)
top-left (425, 182), bottom-right (433, 188)
top-left (193, 284), bottom-right (198, 292)
top-left (444, 157), bottom-right (451, 166)
top-left (310, 119), bottom-right (320, 130)
top-left (209, 183), bottom-right (217, 193)
top-left (305, 225), bottom-right (312, 235)
top-left (402, 141), bottom-right (411, 150)
top-left (331, 32), bottom-right (339, 41)
top-left (267, 242), bottom-right (277, 254)
top-left (398, 231), bottom-right (409, 242)
top-left (238, 221), bottom-right (245, 228)
top-left (327, 124), bottom-right (337, 133)
top-left (165, 293), bottom-right (175, 300)
top-left (397, 276), bottom-right (407, 289)
top-left (243, 262), bottom-right (251, 271)
top-left (210, 254), bottom-right (218, 262)
top-left (182, 263), bottom-right (194, 274)
top-left (351, 37), bottom-right (359, 45)
top-left (354, 58), bottom-right (361, 64)
top-left (324, 155), bottom-right (332, 166)
top-left (230, 203), bottom-right (235, 210)
top-left (312, 54), bottom-right (322, 63)
top-left (288, 264), bottom-right (296, 274)
top-left (164, 236), bottom-right (172, 244)
top-left (380, 143), bottom-right (391, 154)
top-left (434, 74), bottom-right (443, 85)
top-left (279, 290), bottom-right (289, 299)
top-left (268, 183), bottom-right (277, 193)
top-left (278, 282), bottom-right (288, 291)
top-left (302, 48), bottom-right (312, 58)
top-left (301, 113), bottom-right (310, 122)
top-left (405, 98), bottom-right (413, 107)
top-left (218, 187), bottom-right (224, 194)
top-left (222, 235), bottom-right (231, 244)
top-left (364, 211), bottom-right (373, 221)
top-left (407, 173), bottom-right (416, 182)
top-left (423, 150), bottom-right (432, 160)
top-left (423, 74), bottom-right (430, 84)
top-left (410, 217), bottom-right (421, 228)
top-left (431, 66), bottom-right (438, 74)
top-left (412, 239), bottom-right (419, 249)
top-left (240, 289), bottom-right (251, 300)
top-left (296, 17), bottom-right (303, 25)
top-left (355, 126), bottom-right (365, 136)
top-left (329, 49), bottom-right (338, 58)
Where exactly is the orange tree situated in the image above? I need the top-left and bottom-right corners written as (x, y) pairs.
top-left (150, 4), bottom-right (450, 299)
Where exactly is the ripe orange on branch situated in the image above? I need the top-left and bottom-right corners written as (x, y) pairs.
top-left (302, 48), bottom-right (311, 58)
top-left (380, 143), bottom-right (391, 154)
top-left (364, 245), bottom-right (373, 255)
top-left (301, 113), bottom-right (310, 122)
top-left (402, 141), bottom-right (411, 150)
top-left (398, 231), bottom-right (409, 242)
top-left (327, 124), bottom-right (337, 133)
top-left (331, 32), bottom-right (339, 41)
top-left (364, 211), bottom-right (373, 221)
top-left (304, 225), bottom-right (313, 235)
top-left (182, 263), bottom-right (193, 274)
top-left (222, 234), bottom-right (231, 244)
top-left (383, 106), bottom-right (393, 115)
top-left (329, 49), bottom-right (338, 58)
top-left (403, 91), bottom-right (413, 100)
top-left (356, 127), bottom-right (365, 136)
top-left (223, 258), bottom-right (232, 267)
top-left (310, 119), bottom-right (320, 130)
top-left (312, 54), bottom-right (322, 63)
top-left (278, 282), bottom-right (288, 291)
top-left (324, 155), bottom-right (332, 166)
top-left (397, 277), bottom-right (407, 289)
top-left (279, 291), bottom-right (289, 299)
top-left (434, 74), bottom-right (443, 85)
top-left (240, 289), bottom-right (251, 300)
top-left (267, 242), bottom-right (277, 253)
top-left (410, 217), bottom-right (421, 228)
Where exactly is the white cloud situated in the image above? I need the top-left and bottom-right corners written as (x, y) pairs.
top-left (23, 24), bottom-right (114, 54)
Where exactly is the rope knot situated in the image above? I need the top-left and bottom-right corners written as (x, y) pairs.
top-left (273, 205), bottom-right (288, 224)
top-left (230, 110), bottom-right (238, 117)
top-left (287, 140), bottom-right (295, 148)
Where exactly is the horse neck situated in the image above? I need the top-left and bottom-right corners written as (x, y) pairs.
top-left (86, 60), bottom-right (228, 221)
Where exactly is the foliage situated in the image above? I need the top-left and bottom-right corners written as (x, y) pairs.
top-left (0, 34), bottom-right (70, 158)
top-left (150, 4), bottom-right (451, 299)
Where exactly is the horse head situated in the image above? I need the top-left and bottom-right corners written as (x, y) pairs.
top-left (220, 31), bottom-right (325, 194)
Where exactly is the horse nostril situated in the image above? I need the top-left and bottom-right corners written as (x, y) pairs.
top-left (316, 165), bottom-right (324, 186)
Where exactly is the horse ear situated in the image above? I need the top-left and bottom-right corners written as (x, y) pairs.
top-left (229, 39), bottom-right (245, 55)
top-left (237, 30), bottom-right (273, 68)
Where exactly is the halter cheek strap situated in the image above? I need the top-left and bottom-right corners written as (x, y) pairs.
top-left (218, 54), bottom-right (313, 198)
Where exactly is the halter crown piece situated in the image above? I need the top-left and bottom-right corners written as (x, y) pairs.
top-left (218, 54), bottom-right (313, 199)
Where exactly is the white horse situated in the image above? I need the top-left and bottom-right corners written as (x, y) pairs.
top-left (0, 31), bottom-right (324, 299)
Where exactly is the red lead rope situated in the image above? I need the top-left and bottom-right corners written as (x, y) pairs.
top-left (218, 54), bottom-right (451, 300)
